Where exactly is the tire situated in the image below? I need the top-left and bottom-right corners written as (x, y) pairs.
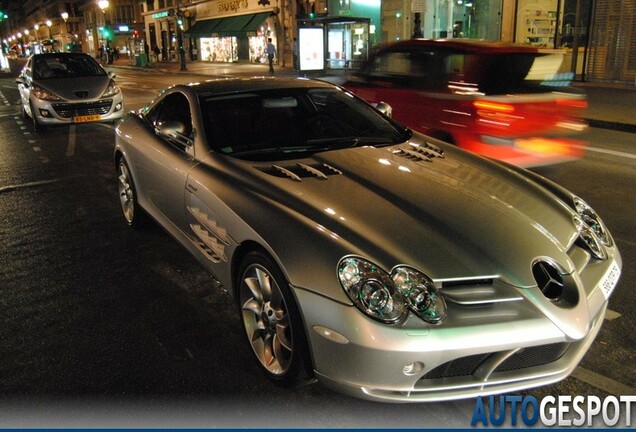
top-left (116, 158), bottom-right (145, 229)
top-left (29, 101), bottom-right (44, 132)
top-left (237, 250), bottom-right (313, 387)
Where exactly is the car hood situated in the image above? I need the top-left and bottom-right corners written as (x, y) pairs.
top-left (35, 76), bottom-right (111, 100)
top-left (226, 139), bottom-right (579, 289)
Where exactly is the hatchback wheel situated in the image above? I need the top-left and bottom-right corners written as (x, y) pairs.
top-left (237, 250), bottom-right (313, 387)
top-left (29, 102), bottom-right (44, 132)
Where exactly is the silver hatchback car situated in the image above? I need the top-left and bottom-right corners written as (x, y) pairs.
top-left (16, 52), bottom-right (124, 131)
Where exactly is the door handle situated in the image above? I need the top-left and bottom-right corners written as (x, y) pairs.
top-left (186, 183), bottom-right (198, 193)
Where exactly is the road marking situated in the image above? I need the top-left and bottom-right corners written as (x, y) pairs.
top-left (33, 146), bottom-right (41, 152)
top-left (572, 144), bottom-right (636, 160)
top-left (66, 124), bottom-right (77, 157)
top-left (605, 309), bottom-right (622, 321)
top-left (572, 366), bottom-right (636, 395)
top-left (0, 179), bottom-right (60, 194)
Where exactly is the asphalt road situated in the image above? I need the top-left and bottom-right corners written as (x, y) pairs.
top-left (0, 68), bottom-right (634, 428)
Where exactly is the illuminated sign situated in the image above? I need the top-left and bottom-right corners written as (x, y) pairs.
top-left (299, 27), bottom-right (324, 71)
top-left (152, 11), bottom-right (169, 19)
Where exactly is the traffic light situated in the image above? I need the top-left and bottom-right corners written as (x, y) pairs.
top-left (101, 27), bottom-right (111, 39)
top-left (309, 4), bottom-right (316, 19)
top-left (0, 11), bottom-right (8, 20)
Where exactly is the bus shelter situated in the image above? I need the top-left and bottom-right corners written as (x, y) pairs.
top-left (297, 16), bottom-right (370, 72)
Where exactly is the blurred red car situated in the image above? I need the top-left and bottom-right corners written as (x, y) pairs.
top-left (341, 39), bottom-right (588, 166)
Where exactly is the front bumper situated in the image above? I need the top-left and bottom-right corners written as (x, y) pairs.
top-left (31, 95), bottom-right (125, 125)
top-left (293, 263), bottom-right (614, 402)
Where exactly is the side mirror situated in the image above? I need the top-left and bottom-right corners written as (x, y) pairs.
top-left (108, 71), bottom-right (117, 79)
top-left (15, 76), bottom-right (25, 85)
top-left (156, 121), bottom-right (193, 148)
top-left (375, 101), bottom-right (393, 118)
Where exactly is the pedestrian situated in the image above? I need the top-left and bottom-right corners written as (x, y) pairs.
top-left (266, 38), bottom-right (276, 74)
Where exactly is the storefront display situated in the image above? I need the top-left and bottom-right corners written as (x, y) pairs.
top-left (200, 37), bottom-right (238, 62)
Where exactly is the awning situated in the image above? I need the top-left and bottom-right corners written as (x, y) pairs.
top-left (185, 12), bottom-right (271, 38)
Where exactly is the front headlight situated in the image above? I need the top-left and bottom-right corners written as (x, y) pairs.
top-left (573, 197), bottom-right (612, 247)
top-left (32, 84), bottom-right (62, 101)
top-left (101, 80), bottom-right (121, 98)
top-left (338, 256), bottom-right (407, 324)
top-left (574, 215), bottom-right (606, 260)
top-left (391, 266), bottom-right (447, 324)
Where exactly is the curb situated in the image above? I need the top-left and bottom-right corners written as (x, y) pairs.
top-left (585, 119), bottom-right (636, 134)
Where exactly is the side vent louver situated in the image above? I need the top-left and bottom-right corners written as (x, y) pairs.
top-left (259, 163), bottom-right (343, 181)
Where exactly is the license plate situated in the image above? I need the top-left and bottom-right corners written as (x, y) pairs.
top-left (73, 114), bottom-right (101, 123)
top-left (599, 262), bottom-right (620, 299)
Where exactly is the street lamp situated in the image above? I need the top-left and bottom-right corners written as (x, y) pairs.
top-left (98, 1), bottom-right (109, 14)
top-left (45, 20), bottom-right (53, 52)
top-left (97, 1), bottom-right (110, 63)
top-left (61, 12), bottom-right (69, 51)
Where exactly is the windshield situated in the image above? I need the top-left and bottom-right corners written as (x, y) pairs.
top-left (33, 54), bottom-right (107, 80)
top-left (200, 87), bottom-right (410, 161)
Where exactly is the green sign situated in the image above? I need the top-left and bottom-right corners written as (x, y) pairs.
top-left (152, 11), bottom-right (169, 19)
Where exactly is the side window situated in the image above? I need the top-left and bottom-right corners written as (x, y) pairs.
top-left (146, 92), bottom-right (193, 138)
top-left (367, 50), bottom-right (445, 89)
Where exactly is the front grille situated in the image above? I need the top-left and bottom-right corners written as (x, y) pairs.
top-left (421, 342), bottom-right (571, 381)
top-left (495, 342), bottom-right (570, 372)
top-left (52, 99), bottom-right (113, 118)
top-left (422, 353), bottom-right (490, 380)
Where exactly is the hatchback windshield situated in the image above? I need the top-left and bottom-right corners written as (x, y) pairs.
top-left (33, 54), bottom-right (106, 80)
top-left (200, 87), bottom-right (409, 160)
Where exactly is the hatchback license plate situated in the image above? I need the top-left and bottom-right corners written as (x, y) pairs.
top-left (74, 114), bottom-right (101, 123)
top-left (599, 262), bottom-right (620, 299)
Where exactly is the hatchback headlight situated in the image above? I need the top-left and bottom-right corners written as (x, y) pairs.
top-left (338, 257), bottom-right (407, 324)
top-left (32, 84), bottom-right (62, 101)
top-left (101, 80), bottom-right (121, 98)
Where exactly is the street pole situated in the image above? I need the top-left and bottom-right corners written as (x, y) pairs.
top-left (176, 8), bottom-right (187, 71)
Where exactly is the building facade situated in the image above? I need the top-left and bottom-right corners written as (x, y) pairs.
top-left (3, 0), bottom-right (634, 86)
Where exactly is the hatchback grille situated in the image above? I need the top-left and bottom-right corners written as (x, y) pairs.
top-left (52, 99), bottom-right (113, 118)
top-left (421, 342), bottom-right (570, 380)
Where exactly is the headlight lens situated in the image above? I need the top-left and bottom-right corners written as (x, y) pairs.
top-left (574, 197), bottom-right (612, 247)
top-left (574, 215), bottom-right (606, 260)
top-left (338, 257), bottom-right (407, 324)
top-left (101, 80), bottom-right (121, 98)
top-left (32, 85), bottom-right (62, 101)
top-left (392, 266), bottom-right (446, 324)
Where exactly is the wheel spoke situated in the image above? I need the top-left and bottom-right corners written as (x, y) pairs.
top-left (242, 298), bottom-right (262, 315)
top-left (244, 276), bottom-right (263, 303)
top-left (273, 333), bottom-right (291, 370)
top-left (262, 333), bottom-right (276, 368)
top-left (255, 267), bottom-right (273, 302)
top-left (275, 321), bottom-right (292, 352)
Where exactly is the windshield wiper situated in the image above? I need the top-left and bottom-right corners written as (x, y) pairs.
top-left (232, 145), bottom-right (326, 156)
top-left (305, 136), bottom-right (398, 149)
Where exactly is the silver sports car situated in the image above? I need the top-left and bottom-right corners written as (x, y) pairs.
top-left (16, 52), bottom-right (124, 131)
top-left (114, 77), bottom-right (621, 402)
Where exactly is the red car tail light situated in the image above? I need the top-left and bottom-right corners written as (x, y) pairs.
top-left (473, 100), bottom-right (516, 114)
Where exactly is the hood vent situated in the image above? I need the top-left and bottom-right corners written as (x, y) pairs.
top-left (392, 141), bottom-right (445, 163)
top-left (259, 163), bottom-right (343, 182)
